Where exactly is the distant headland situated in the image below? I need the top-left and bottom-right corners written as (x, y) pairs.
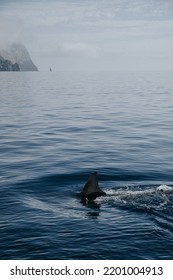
top-left (0, 43), bottom-right (38, 71)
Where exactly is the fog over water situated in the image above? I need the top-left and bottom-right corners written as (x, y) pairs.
top-left (0, 0), bottom-right (173, 71)
top-left (1, 1), bottom-right (173, 261)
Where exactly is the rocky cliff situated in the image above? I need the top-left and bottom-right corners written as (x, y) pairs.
top-left (0, 43), bottom-right (38, 71)
top-left (0, 56), bottom-right (20, 71)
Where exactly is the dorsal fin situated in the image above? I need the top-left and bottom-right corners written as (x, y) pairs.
top-left (82, 172), bottom-right (104, 195)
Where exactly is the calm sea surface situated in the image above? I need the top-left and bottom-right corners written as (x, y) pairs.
top-left (0, 71), bottom-right (173, 259)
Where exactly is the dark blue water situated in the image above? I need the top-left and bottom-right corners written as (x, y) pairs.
top-left (1, 71), bottom-right (173, 260)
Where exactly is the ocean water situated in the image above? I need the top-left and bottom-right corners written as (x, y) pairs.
top-left (0, 70), bottom-right (173, 260)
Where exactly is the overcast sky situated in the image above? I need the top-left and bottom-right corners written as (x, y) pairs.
top-left (0, 0), bottom-right (173, 71)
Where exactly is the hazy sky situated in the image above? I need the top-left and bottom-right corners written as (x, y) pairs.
top-left (0, 0), bottom-right (173, 71)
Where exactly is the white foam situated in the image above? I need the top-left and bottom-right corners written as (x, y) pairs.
top-left (105, 187), bottom-right (155, 197)
top-left (157, 184), bottom-right (173, 192)
top-left (96, 184), bottom-right (173, 210)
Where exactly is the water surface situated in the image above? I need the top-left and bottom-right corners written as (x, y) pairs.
top-left (0, 71), bottom-right (173, 259)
